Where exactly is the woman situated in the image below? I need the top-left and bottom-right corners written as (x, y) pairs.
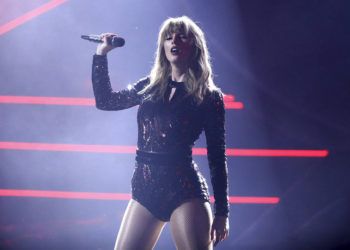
top-left (92, 16), bottom-right (229, 249)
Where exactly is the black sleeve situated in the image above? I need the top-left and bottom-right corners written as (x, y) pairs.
top-left (91, 54), bottom-right (149, 110)
top-left (203, 89), bottom-right (229, 217)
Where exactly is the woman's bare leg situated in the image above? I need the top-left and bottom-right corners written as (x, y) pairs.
top-left (114, 199), bottom-right (166, 250)
top-left (170, 199), bottom-right (213, 250)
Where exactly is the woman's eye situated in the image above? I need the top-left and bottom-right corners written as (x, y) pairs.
top-left (165, 36), bottom-right (172, 40)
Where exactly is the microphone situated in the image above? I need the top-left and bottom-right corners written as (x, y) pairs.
top-left (81, 34), bottom-right (125, 47)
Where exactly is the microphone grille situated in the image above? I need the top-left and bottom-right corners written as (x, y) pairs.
top-left (111, 37), bottom-right (125, 47)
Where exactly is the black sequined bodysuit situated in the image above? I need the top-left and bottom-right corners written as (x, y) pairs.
top-left (92, 54), bottom-right (229, 221)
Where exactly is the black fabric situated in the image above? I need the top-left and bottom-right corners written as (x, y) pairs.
top-left (92, 54), bottom-right (229, 217)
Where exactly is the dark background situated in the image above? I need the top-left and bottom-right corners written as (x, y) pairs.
top-left (0, 0), bottom-right (349, 249)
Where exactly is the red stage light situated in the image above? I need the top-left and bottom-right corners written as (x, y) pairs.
top-left (0, 189), bottom-right (280, 204)
top-left (0, 0), bottom-right (68, 36)
top-left (0, 95), bottom-right (243, 109)
top-left (0, 141), bottom-right (329, 158)
top-left (226, 148), bottom-right (329, 157)
top-left (223, 94), bottom-right (235, 101)
top-left (0, 95), bottom-right (94, 106)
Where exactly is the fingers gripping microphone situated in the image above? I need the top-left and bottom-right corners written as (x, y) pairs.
top-left (81, 34), bottom-right (125, 47)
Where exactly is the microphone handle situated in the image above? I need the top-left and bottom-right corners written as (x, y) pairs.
top-left (81, 35), bottom-right (101, 43)
top-left (81, 34), bottom-right (125, 47)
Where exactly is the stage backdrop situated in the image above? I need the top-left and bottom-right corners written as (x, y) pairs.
top-left (0, 0), bottom-right (349, 249)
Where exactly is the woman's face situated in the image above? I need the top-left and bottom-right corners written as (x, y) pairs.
top-left (163, 32), bottom-right (194, 67)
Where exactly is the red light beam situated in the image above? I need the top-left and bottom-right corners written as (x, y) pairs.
top-left (0, 95), bottom-right (243, 109)
top-left (0, 0), bottom-right (68, 36)
top-left (0, 142), bottom-right (136, 154)
top-left (0, 95), bottom-right (94, 106)
top-left (227, 148), bottom-right (329, 157)
top-left (0, 189), bottom-right (280, 204)
top-left (0, 141), bottom-right (329, 158)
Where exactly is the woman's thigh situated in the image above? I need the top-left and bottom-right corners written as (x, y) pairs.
top-left (170, 199), bottom-right (213, 250)
top-left (114, 199), bottom-right (166, 250)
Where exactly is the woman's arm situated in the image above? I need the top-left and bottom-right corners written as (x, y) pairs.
top-left (203, 89), bottom-right (229, 217)
top-left (92, 54), bottom-right (148, 110)
top-left (203, 89), bottom-right (230, 245)
top-left (91, 33), bottom-right (148, 111)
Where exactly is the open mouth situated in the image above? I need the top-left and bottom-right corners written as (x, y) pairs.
top-left (171, 47), bottom-right (180, 54)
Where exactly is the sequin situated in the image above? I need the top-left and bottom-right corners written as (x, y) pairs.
top-left (92, 54), bottom-right (229, 219)
top-left (131, 150), bottom-right (209, 221)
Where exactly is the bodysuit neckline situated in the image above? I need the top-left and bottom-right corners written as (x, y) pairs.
top-left (168, 79), bottom-right (185, 89)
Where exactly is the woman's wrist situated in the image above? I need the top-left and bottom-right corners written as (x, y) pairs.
top-left (96, 47), bottom-right (107, 56)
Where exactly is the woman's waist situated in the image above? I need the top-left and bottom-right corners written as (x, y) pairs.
top-left (135, 149), bottom-right (192, 165)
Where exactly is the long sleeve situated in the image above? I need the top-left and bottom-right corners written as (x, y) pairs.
top-left (92, 54), bottom-right (149, 110)
top-left (203, 89), bottom-right (229, 217)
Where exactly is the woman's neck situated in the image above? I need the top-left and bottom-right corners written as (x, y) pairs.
top-left (170, 64), bottom-right (188, 82)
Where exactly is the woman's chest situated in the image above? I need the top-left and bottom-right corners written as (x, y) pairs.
top-left (137, 98), bottom-right (204, 134)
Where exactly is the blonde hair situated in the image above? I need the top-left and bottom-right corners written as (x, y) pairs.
top-left (140, 16), bottom-right (219, 104)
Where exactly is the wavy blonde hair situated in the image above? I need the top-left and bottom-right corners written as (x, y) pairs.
top-left (140, 16), bottom-right (219, 104)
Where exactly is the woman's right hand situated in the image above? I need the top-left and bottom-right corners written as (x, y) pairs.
top-left (96, 33), bottom-right (118, 55)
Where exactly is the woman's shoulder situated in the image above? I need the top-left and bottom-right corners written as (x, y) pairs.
top-left (203, 86), bottom-right (224, 105)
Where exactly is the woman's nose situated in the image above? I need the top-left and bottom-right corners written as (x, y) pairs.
top-left (171, 35), bottom-right (180, 44)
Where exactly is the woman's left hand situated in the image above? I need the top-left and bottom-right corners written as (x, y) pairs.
top-left (211, 215), bottom-right (229, 247)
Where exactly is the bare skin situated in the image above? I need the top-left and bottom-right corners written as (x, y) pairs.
top-left (163, 32), bottom-right (193, 82)
top-left (170, 199), bottom-right (213, 249)
top-left (115, 199), bottom-right (214, 250)
top-left (162, 32), bottom-right (230, 245)
top-left (114, 200), bottom-right (165, 250)
top-left (97, 33), bottom-right (229, 249)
